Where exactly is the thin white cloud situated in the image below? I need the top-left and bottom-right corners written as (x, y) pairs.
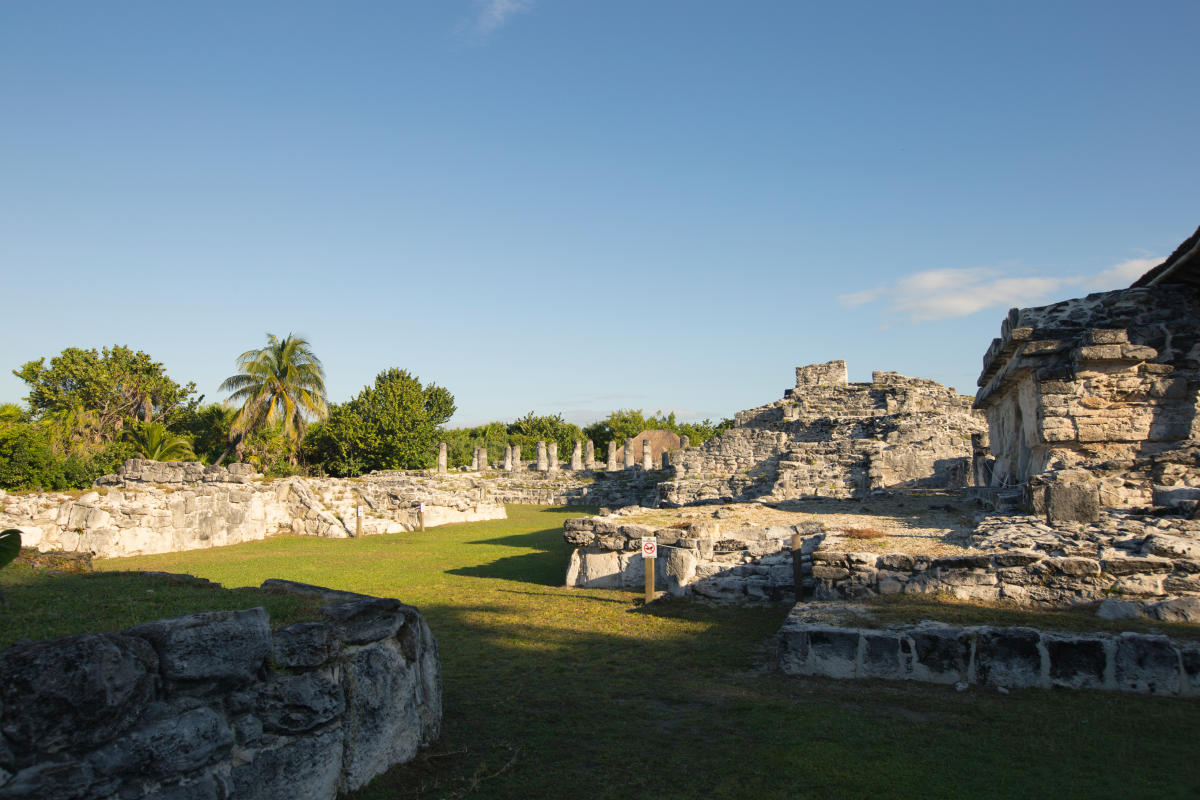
top-left (469, 0), bottom-right (533, 37)
top-left (840, 255), bottom-right (1161, 323)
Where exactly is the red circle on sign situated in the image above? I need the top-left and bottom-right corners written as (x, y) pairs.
top-left (642, 541), bottom-right (656, 557)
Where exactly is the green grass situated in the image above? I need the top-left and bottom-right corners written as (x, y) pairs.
top-left (0, 567), bottom-right (324, 646)
top-left (67, 504), bottom-right (1200, 799)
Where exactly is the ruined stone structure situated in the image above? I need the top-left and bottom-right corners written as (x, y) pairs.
top-left (1, 460), bottom-right (506, 559)
top-left (0, 580), bottom-right (441, 798)
top-left (778, 606), bottom-right (1200, 696)
top-left (663, 361), bottom-right (983, 504)
top-left (975, 226), bottom-right (1200, 511)
top-left (613, 430), bottom-right (681, 470)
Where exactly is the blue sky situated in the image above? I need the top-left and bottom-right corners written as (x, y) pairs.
top-left (2, 1), bottom-right (1197, 426)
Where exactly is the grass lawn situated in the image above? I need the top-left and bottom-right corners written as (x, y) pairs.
top-left (85, 504), bottom-right (1200, 799)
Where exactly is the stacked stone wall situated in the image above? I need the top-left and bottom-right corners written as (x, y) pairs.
top-left (0, 582), bottom-right (440, 799)
top-left (663, 362), bottom-right (983, 504)
top-left (563, 506), bottom-right (1200, 608)
top-left (777, 609), bottom-right (1200, 695)
top-left (974, 286), bottom-right (1200, 508)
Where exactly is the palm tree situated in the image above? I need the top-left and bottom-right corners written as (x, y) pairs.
top-left (217, 333), bottom-right (328, 464)
top-left (124, 422), bottom-right (197, 461)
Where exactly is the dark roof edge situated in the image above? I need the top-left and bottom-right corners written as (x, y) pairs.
top-left (1131, 223), bottom-right (1200, 287)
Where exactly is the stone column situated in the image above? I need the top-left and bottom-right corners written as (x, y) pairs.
top-left (504, 444), bottom-right (513, 471)
top-left (478, 447), bottom-right (488, 471)
top-left (680, 434), bottom-right (690, 449)
top-left (438, 442), bottom-right (447, 473)
top-left (585, 440), bottom-right (595, 470)
top-left (642, 439), bottom-right (652, 470)
top-left (624, 438), bottom-right (635, 469)
top-left (607, 441), bottom-right (618, 471)
top-left (537, 441), bottom-right (548, 472)
top-left (570, 441), bottom-right (582, 470)
top-left (512, 445), bottom-right (522, 471)
top-left (471, 447), bottom-right (479, 471)
top-left (548, 441), bottom-right (559, 472)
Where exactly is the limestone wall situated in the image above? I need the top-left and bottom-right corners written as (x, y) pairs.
top-left (662, 362), bottom-right (983, 505)
top-left (0, 460), bottom-right (506, 559)
top-left (562, 506), bottom-right (1200, 608)
top-left (0, 582), bottom-right (440, 799)
top-left (777, 609), bottom-right (1200, 695)
top-left (974, 286), bottom-right (1200, 508)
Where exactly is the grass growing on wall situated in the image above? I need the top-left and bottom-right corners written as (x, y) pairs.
top-left (63, 505), bottom-right (1200, 799)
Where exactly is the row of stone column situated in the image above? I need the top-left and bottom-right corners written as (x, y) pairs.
top-left (435, 435), bottom-right (690, 474)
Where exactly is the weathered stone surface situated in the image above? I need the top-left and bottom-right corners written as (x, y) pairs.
top-left (320, 598), bottom-right (404, 646)
top-left (129, 608), bottom-right (271, 684)
top-left (974, 628), bottom-right (1043, 688)
top-left (1044, 635), bottom-right (1107, 689)
top-left (666, 363), bottom-right (981, 505)
top-left (0, 585), bottom-right (442, 800)
top-left (256, 670), bottom-right (345, 734)
top-left (908, 626), bottom-right (970, 684)
top-left (0, 759), bottom-right (94, 799)
top-left (230, 726), bottom-right (343, 800)
top-left (271, 622), bottom-right (341, 669)
top-left (0, 633), bottom-right (157, 764)
top-left (1114, 634), bottom-right (1180, 694)
top-left (341, 639), bottom-right (422, 791)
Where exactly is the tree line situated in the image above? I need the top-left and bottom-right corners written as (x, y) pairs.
top-left (0, 335), bottom-right (730, 490)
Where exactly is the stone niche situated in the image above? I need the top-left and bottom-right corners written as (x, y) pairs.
top-left (974, 227), bottom-right (1200, 511)
top-left (662, 361), bottom-right (984, 504)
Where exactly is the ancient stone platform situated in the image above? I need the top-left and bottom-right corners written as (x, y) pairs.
top-left (662, 361), bottom-right (984, 505)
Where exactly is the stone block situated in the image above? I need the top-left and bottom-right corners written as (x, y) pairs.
top-left (271, 622), bottom-right (341, 669)
top-left (230, 726), bottom-right (343, 800)
top-left (321, 597), bottom-right (405, 645)
top-left (1045, 476), bottom-right (1100, 524)
top-left (907, 626), bottom-right (970, 684)
top-left (1044, 635), bottom-right (1107, 690)
top-left (257, 670), bottom-right (345, 734)
top-left (0, 633), bottom-right (157, 764)
top-left (341, 639), bottom-right (423, 791)
top-left (90, 706), bottom-right (234, 780)
top-left (129, 609), bottom-right (270, 685)
top-left (1114, 634), bottom-right (1181, 694)
top-left (0, 760), bottom-right (94, 800)
top-left (974, 628), bottom-right (1044, 689)
top-left (803, 627), bottom-right (860, 679)
top-left (859, 630), bottom-right (903, 679)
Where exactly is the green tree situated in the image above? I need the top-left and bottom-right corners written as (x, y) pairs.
top-left (218, 333), bottom-right (328, 464)
top-left (582, 409), bottom-right (732, 452)
top-left (124, 422), bottom-right (197, 462)
top-left (304, 368), bottom-right (455, 475)
top-left (14, 345), bottom-right (197, 439)
top-left (507, 412), bottom-right (584, 461)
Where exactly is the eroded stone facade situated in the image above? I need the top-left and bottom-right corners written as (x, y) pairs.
top-left (662, 361), bottom-right (983, 504)
top-left (974, 286), bottom-right (1200, 510)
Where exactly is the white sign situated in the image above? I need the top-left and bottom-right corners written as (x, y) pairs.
top-left (419, 503), bottom-right (425, 513)
top-left (356, 505), bottom-right (363, 517)
top-left (641, 538), bottom-right (657, 559)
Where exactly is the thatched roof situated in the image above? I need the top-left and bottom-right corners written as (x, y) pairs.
top-left (1131, 223), bottom-right (1200, 288)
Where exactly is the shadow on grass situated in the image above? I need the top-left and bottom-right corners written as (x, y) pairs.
top-left (350, 593), bottom-right (1200, 800)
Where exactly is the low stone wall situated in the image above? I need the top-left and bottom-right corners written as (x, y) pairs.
top-left (0, 581), bottom-right (441, 799)
top-left (0, 460), bottom-right (507, 559)
top-left (563, 515), bottom-right (815, 602)
top-left (401, 469), bottom-right (665, 509)
top-left (777, 606), bottom-right (1200, 695)
top-left (563, 506), bottom-right (1200, 608)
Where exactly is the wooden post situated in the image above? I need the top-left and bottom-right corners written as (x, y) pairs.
top-left (791, 532), bottom-right (804, 601)
top-left (355, 504), bottom-right (362, 538)
top-left (418, 503), bottom-right (426, 532)
top-left (644, 553), bottom-right (655, 604)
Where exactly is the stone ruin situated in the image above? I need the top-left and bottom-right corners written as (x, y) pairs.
top-left (661, 360), bottom-right (984, 505)
top-left (974, 224), bottom-right (1200, 516)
